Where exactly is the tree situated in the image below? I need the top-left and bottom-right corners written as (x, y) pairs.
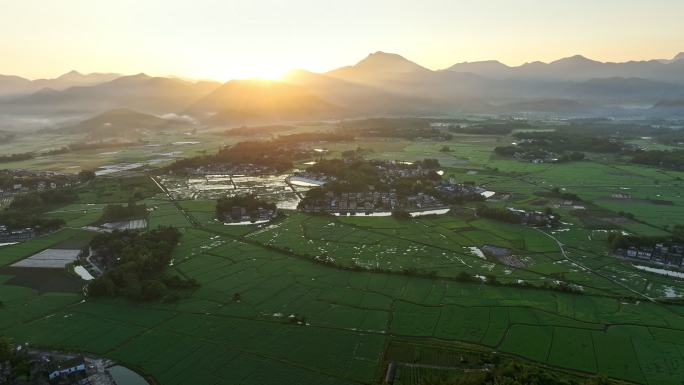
top-left (392, 210), bottom-right (411, 220)
top-left (78, 170), bottom-right (96, 183)
top-left (142, 280), bottom-right (168, 301)
top-left (0, 336), bottom-right (12, 362)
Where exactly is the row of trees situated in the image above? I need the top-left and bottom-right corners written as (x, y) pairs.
top-left (608, 225), bottom-right (684, 249)
top-left (631, 149), bottom-right (684, 171)
top-left (427, 361), bottom-right (611, 385)
top-left (449, 123), bottom-right (520, 135)
top-left (0, 152), bottom-right (34, 163)
top-left (512, 131), bottom-right (624, 153)
top-left (337, 118), bottom-right (452, 140)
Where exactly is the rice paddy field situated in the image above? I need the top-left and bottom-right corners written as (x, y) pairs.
top-left (2, 127), bottom-right (684, 384)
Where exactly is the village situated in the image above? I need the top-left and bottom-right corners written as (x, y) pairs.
top-left (0, 170), bottom-right (78, 197)
top-left (170, 163), bottom-right (277, 177)
top-left (615, 242), bottom-right (684, 267)
top-left (0, 225), bottom-right (35, 243)
top-left (0, 341), bottom-right (146, 385)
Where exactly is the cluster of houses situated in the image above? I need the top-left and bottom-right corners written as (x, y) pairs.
top-left (0, 347), bottom-right (89, 385)
top-left (300, 191), bottom-right (398, 214)
top-left (299, 191), bottom-right (446, 215)
top-left (0, 224), bottom-right (35, 243)
top-left (375, 161), bottom-right (438, 179)
top-left (435, 180), bottom-right (490, 199)
top-left (0, 170), bottom-right (75, 197)
top-left (288, 171), bottom-right (336, 185)
top-left (507, 208), bottom-right (560, 227)
top-left (222, 206), bottom-right (277, 223)
top-left (615, 242), bottom-right (684, 266)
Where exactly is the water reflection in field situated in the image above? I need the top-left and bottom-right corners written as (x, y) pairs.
top-left (160, 173), bottom-right (311, 209)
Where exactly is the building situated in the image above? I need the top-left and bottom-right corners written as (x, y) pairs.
top-left (616, 243), bottom-right (684, 267)
top-left (47, 356), bottom-right (86, 381)
top-left (0, 226), bottom-right (35, 242)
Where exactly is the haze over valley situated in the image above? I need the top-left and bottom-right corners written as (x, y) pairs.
top-left (3, 2), bottom-right (684, 385)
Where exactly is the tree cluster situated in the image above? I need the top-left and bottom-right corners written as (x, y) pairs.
top-left (0, 189), bottom-right (78, 231)
top-left (168, 139), bottom-right (312, 173)
top-left (97, 202), bottom-right (149, 224)
top-left (216, 194), bottom-right (276, 221)
top-left (337, 118), bottom-right (452, 140)
top-left (631, 149), bottom-right (684, 170)
top-left (0, 152), bottom-right (34, 163)
top-left (608, 225), bottom-right (684, 249)
top-left (424, 360), bottom-right (611, 385)
top-left (87, 227), bottom-right (196, 302)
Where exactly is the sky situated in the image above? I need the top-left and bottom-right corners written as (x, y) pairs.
top-left (1, 0), bottom-right (684, 81)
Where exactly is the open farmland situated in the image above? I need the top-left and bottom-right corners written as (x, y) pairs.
top-left (2, 120), bottom-right (684, 385)
top-left (3, 183), bottom-right (684, 384)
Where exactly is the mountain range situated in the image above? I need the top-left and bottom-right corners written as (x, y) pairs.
top-left (0, 71), bottom-right (121, 98)
top-left (3, 51), bottom-right (684, 130)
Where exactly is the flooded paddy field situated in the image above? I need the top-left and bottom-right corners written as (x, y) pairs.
top-left (159, 173), bottom-right (312, 209)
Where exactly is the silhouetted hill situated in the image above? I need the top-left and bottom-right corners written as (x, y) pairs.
top-left (560, 77), bottom-right (684, 104)
top-left (653, 99), bottom-right (684, 109)
top-left (189, 79), bottom-right (347, 125)
top-left (0, 71), bottom-right (122, 98)
top-left (282, 69), bottom-right (444, 114)
top-left (59, 108), bottom-right (183, 139)
top-left (446, 53), bottom-right (684, 83)
top-left (8, 74), bottom-right (220, 114)
top-left (0, 75), bottom-right (34, 97)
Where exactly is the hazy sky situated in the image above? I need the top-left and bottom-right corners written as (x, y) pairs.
top-left (2, 0), bottom-right (683, 80)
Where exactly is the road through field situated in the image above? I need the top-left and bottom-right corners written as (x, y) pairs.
top-left (536, 228), bottom-right (656, 302)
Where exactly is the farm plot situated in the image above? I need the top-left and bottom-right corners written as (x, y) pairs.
top-left (11, 248), bottom-right (80, 268)
top-left (0, 228), bottom-right (91, 267)
top-left (249, 213), bottom-right (568, 285)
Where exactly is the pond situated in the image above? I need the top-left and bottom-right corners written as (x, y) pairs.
top-left (108, 365), bottom-right (150, 385)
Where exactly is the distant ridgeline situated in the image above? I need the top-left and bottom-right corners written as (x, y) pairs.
top-left (216, 194), bottom-right (277, 223)
top-left (87, 227), bottom-right (197, 302)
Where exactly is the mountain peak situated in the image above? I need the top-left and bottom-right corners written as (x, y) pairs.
top-left (674, 52), bottom-right (684, 61)
top-left (447, 60), bottom-right (510, 73)
top-left (354, 51), bottom-right (428, 73)
top-left (551, 55), bottom-right (600, 65)
top-left (56, 70), bottom-right (84, 80)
